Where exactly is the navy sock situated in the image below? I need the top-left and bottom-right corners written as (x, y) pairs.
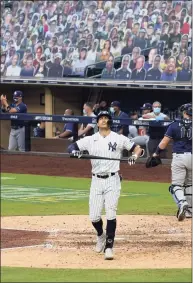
top-left (92, 219), bottom-right (103, 236)
top-left (105, 219), bottom-right (116, 250)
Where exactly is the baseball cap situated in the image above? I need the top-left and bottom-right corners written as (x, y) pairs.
top-left (111, 101), bottom-right (121, 108)
top-left (141, 103), bottom-right (152, 110)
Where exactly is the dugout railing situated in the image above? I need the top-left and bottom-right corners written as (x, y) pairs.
top-left (0, 112), bottom-right (174, 153)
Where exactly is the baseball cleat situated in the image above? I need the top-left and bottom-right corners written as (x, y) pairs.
top-left (95, 233), bottom-right (106, 253)
top-left (177, 203), bottom-right (189, 221)
top-left (104, 248), bottom-right (114, 260)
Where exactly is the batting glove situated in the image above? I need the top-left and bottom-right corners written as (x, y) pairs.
top-left (128, 154), bottom-right (138, 166)
top-left (72, 150), bottom-right (83, 158)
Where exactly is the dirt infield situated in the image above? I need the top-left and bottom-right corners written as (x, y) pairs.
top-left (1, 229), bottom-right (48, 249)
top-left (1, 215), bottom-right (191, 269)
top-left (1, 154), bottom-right (171, 182)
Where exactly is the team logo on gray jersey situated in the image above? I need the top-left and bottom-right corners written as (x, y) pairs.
top-left (108, 142), bottom-right (117, 152)
top-left (180, 126), bottom-right (192, 140)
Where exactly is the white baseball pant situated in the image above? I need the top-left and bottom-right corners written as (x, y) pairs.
top-left (89, 173), bottom-right (121, 222)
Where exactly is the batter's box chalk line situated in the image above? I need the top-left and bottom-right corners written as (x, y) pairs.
top-left (1, 244), bottom-right (45, 251)
top-left (2, 227), bottom-right (52, 233)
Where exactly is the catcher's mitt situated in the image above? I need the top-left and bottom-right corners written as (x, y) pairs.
top-left (146, 155), bottom-right (162, 168)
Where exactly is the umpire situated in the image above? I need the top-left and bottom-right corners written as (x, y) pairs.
top-left (1, 91), bottom-right (27, 151)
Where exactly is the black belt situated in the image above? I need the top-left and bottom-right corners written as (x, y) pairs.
top-left (92, 173), bottom-right (116, 179)
top-left (11, 126), bottom-right (24, 129)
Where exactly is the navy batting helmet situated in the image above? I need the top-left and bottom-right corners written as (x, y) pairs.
top-left (13, 90), bottom-right (23, 102)
top-left (13, 90), bottom-right (23, 97)
top-left (97, 111), bottom-right (112, 126)
top-left (180, 103), bottom-right (192, 116)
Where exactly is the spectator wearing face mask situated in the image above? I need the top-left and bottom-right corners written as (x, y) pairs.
top-left (78, 102), bottom-right (96, 138)
top-left (142, 101), bottom-right (169, 121)
top-left (110, 101), bottom-right (128, 137)
top-left (142, 101), bottom-right (170, 155)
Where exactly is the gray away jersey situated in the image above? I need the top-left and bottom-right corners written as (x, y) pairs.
top-left (77, 131), bottom-right (135, 174)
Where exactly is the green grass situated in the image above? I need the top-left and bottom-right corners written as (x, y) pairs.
top-left (1, 267), bottom-right (191, 282)
top-left (1, 173), bottom-right (175, 216)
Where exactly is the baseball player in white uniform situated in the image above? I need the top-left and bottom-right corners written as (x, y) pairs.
top-left (68, 111), bottom-right (143, 260)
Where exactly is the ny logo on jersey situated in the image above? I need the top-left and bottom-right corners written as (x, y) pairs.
top-left (108, 142), bottom-right (117, 152)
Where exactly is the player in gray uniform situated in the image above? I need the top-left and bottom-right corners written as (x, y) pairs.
top-left (1, 91), bottom-right (27, 151)
top-left (68, 111), bottom-right (143, 260)
top-left (153, 103), bottom-right (192, 221)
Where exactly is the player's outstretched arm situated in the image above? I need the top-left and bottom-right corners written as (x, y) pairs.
top-left (153, 136), bottom-right (171, 156)
top-left (128, 145), bottom-right (144, 166)
top-left (146, 136), bottom-right (171, 168)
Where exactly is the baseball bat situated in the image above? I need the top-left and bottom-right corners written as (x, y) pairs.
top-left (70, 154), bottom-right (128, 162)
top-left (0, 150), bottom-right (128, 161)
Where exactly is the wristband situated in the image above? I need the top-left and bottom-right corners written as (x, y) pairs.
top-left (155, 146), bottom-right (163, 155)
top-left (7, 105), bottom-right (11, 111)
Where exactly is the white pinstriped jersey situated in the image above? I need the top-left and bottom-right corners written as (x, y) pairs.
top-left (77, 131), bottom-right (135, 174)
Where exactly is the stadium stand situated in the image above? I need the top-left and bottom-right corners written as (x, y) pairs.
top-left (1, 0), bottom-right (192, 82)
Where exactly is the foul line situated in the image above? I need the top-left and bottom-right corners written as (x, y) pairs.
top-left (1, 227), bottom-right (50, 233)
top-left (1, 244), bottom-right (45, 251)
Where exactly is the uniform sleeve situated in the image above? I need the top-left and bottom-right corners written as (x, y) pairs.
top-left (76, 136), bottom-right (91, 151)
top-left (121, 135), bottom-right (136, 152)
top-left (65, 123), bottom-right (73, 132)
top-left (15, 104), bottom-right (27, 113)
top-left (165, 123), bottom-right (174, 139)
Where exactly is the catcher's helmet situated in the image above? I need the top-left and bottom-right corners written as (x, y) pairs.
top-left (97, 111), bottom-right (112, 126)
top-left (180, 103), bottom-right (192, 116)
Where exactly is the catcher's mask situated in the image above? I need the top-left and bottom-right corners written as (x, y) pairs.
top-left (97, 111), bottom-right (112, 127)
